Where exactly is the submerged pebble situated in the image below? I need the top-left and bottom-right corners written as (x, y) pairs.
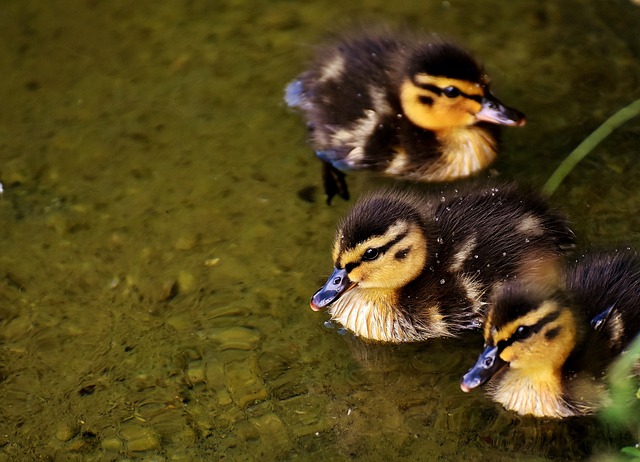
top-left (250, 413), bottom-right (291, 450)
top-left (225, 358), bottom-right (268, 408)
top-left (207, 326), bottom-right (261, 350)
top-left (120, 423), bottom-right (160, 452)
top-left (54, 422), bottom-right (77, 442)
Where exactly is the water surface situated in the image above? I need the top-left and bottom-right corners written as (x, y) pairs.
top-left (1, 0), bottom-right (640, 460)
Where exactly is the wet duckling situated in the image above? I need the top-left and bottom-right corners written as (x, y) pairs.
top-left (286, 31), bottom-right (526, 203)
top-left (460, 250), bottom-right (640, 418)
top-left (310, 184), bottom-right (575, 342)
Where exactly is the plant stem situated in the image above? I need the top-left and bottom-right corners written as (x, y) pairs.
top-left (543, 98), bottom-right (640, 196)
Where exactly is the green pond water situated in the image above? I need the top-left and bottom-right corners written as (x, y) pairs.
top-left (1, 0), bottom-right (640, 460)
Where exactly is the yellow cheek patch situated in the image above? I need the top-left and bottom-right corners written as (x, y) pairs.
top-left (500, 346), bottom-right (515, 363)
top-left (399, 79), bottom-right (482, 130)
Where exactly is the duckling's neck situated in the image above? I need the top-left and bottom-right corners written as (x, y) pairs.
top-left (433, 126), bottom-right (497, 179)
top-left (490, 367), bottom-right (577, 418)
top-left (327, 287), bottom-right (443, 342)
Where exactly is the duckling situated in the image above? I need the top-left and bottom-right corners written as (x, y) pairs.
top-left (460, 250), bottom-right (640, 418)
top-left (310, 183), bottom-right (575, 342)
top-left (285, 31), bottom-right (526, 204)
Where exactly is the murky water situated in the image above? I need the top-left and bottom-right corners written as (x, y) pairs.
top-left (1, 0), bottom-right (639, 460)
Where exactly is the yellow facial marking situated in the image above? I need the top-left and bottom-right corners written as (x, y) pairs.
top-left (399, 77), bottom-right (484, 131)
top-left (490, 300), bottom-right (578, 372)
top-left (333, 220), bottom-right (427, 290)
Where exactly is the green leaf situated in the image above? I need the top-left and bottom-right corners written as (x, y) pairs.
top-left (621, 446), bottom-right (640, 457)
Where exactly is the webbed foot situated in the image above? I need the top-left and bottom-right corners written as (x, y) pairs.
top-left (322, 161), bottom-right (350, 205)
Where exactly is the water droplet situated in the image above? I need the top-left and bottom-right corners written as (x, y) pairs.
top-left (502, 252), bottom-right (507, 257)
top-left (440, 279), bottom-right (445, 285)
top-left (474, 255), bottom-right (479, 259)
top-left (440, 196), bottom-right (446, 202)
top-left (437, 237), bottom-right (444, 244)
top-left (525, 238), bottom-right (530, 243)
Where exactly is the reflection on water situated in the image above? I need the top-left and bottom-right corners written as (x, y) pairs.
top-left (0, 0), bottom-right (639, 459)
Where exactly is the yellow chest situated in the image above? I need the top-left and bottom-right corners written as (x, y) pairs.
top-left (327, 288), bottom-right (449, 342)
top-left (489, 368), bottom-right (604, 418)
top-left (386, 126), bottom-right (497, 182)
top-left (435, 126), bottom-right (498, 178)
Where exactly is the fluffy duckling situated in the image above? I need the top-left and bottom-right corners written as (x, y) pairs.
top-left (310, 184), bottom-right (575, 342)
top-left (460, 250), bottom-right (640, 418)
top-left (286, 31), bottom-right (526, 203)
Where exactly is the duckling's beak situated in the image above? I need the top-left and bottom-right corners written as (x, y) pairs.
top-left (460, 344), bottom-right (507, 392)
top-left (310, 267), bottom-right (355, 311)
top-left (476, 92), bottom-right (526, 126)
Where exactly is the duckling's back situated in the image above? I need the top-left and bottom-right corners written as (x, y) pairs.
top-left (398, 183), bottom-right (576, 335)
top-left (431, 184), bottom-right (575, 284)
top-left (287, 35), bottom-right (403, 159)
top-left (567, 250), bottom-right (640, 354)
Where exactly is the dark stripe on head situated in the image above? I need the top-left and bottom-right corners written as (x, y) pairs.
top-left (545, 326), bottom-right (562, 340)
top-left (338, 193), bottom-right (425, 251)
top-left (495, 305), bottom-right (561, 351)
top-left (418, 95), bottom-right (434, 106)
top-left (490, 283), bottom-right (549, 329)
top-left (378, 231), bottom-right (407, 255)
top-left (413, 82), bottom-right (483, 104)
top-left (407, 41), bottom-right (483, 83)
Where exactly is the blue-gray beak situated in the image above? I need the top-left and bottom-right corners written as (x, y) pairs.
top-left (460, 344), bottom-right (507, 392)
top-left (310, 267), bottom-right (355, 311)
top-left (476, 92), bottom-right (526, 126)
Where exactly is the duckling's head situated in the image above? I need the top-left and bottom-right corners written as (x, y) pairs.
top-left (398, 41), bottom-right (525, 131)
top-left (311, 192), bottom-right (428, 310)
top-left (461, 283), bottom-right (580, 392)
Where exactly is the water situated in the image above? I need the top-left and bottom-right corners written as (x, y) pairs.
top-left (0, 0), bottom-right (639, 460)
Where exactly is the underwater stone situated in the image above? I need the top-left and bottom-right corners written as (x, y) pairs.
top-left (250, 413), bottom-right (291, 450)
top-left (175, 233), bottom-right (199, 250)
top-left (218, 390), bottom-right (233, 407)
top-left (205, 357), bottom-right (226, 390)
top-left (120, 423), bottom-right (160, 452)
top-left (225, 358), bottom-right (268, 408)
top-left (279, 394), bottom-right (334, 437)
top-left (54, 422), bottom-right (77, 442)
top-left (208, 326), bottom-right (261, 351)
top-left (100, 437), bottom-right (123, 452)
top-left (186, 360), bottom-right (206, 387)
top-left (177, 270), bottom-right (196, 293)
top-left (165, 313), bottom-right (193, 332)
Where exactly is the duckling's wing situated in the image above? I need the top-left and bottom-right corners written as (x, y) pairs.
top-left (590, 304), bottom-right (615, 331)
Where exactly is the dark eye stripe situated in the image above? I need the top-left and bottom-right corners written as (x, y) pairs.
top-left (341, 231), bottom-right (409, 274)
top-left (413, 82), bottom-right (483, 103)
top-left (373, 231), bottom-right (407, 258)
top-left (495, 309), bottom-right (561, 351)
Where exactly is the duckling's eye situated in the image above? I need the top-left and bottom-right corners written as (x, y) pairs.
top-left (513, 325), bottom-right (532, 340)
top-left (362, 248), bottom-right (380, 261)
top-left (442, 86), bottom-right (461, 98)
